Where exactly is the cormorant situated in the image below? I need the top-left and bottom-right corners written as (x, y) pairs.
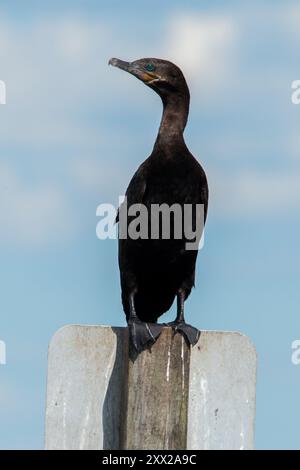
top-left (109, 57), bottom-right (208, 353)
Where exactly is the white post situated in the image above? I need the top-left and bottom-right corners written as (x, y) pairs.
top-left (45, 325), bottom-right (256, 450)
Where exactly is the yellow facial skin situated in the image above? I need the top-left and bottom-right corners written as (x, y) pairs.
top-left (141, 72), bottom-right (160, 83)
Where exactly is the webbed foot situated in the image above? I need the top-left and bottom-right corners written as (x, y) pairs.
top-left (166, 321), bottom-right (200, 346)
top-left (128, 318), bottom-right (163, 353)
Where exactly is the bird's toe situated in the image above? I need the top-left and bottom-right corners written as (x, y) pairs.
top-left (128, 319), bottom-right (163, 353)
top-left (168, 321), bottom-right (200, 347)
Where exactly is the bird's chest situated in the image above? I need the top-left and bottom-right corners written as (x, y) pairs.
top-left (144, 162), bottom-right (195, 206)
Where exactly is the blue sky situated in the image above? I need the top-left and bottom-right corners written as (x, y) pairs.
top-left (0, 0), bottom-right (300, 449)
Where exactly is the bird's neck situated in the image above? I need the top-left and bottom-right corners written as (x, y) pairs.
top-left (154, 93), bottom-right (190, 151)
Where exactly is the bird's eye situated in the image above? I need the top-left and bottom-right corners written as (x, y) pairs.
top-left (146, 63), bottom-right (155, 72)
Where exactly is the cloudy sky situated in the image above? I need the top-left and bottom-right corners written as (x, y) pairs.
top-left (0, 0), bottom-right (300, 449)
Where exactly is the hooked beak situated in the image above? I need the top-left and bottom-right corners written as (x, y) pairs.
top-left (108, 57), bottom-right (160, 84)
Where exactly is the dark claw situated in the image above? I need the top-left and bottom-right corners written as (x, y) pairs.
top-left (128, 318), bottom-right (163, 353)
top-left (165, 321), bottom-right (200, 346)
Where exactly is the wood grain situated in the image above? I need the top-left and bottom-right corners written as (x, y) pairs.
top-left (121, 327), bottom-right (190, 450)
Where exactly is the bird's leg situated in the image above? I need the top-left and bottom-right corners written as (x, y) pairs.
top-left (127, 292), bottom-right (162, 353)
top-left (128, 291), bottom-right (138, 321)
top-left (176, 289), bottom-right (185, 323)
top-left (167, 289), bottom-right (200, 346)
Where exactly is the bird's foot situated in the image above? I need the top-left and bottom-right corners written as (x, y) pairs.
top-left (166, 321), bottom-right (200, 346)
top-left (128, 318), bottom-right (163, 353)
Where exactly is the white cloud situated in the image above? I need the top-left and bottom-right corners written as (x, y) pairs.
top-left (70, 157), bottom-right (125, 199)
top-left (165, 13), bottom-right (237, 89)
top-left (283, 5), bottom-right (300, 38)
top-left (49, 18), bottom-right (101, 63)
top-left (0, 14), bottom-right (115, 146)
top-left (210, 169), bottom-right (300, 217)
top-left (0, 163), bottom-right (74, 245)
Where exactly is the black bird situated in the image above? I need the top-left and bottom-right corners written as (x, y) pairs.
top-left (109, 57), bottom-right (208, 353)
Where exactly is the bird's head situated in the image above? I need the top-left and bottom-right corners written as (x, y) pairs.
top-left (108, 57), bottom-right (189, 103)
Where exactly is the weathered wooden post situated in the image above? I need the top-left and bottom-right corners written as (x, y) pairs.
top-left (123, 329), bottom-right (190, 450)
top-left (45, 325), bottom-right (256, 450)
